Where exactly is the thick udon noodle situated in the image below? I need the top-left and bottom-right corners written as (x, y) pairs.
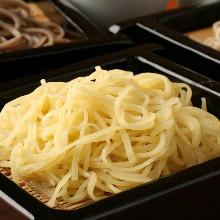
top-left (0, 67), bottom-right (219, 207)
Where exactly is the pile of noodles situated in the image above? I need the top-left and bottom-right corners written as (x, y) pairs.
top-left (0, 66), bottom-right (219, 207)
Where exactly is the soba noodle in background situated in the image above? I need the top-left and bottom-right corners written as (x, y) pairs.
top-left (0, 66), bottom-right (219, 207)
top-left (0, 0), bottom-right (80, 53)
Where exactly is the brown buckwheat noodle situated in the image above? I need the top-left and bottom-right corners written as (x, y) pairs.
top-left (0, 0), bottom-right (70, 53)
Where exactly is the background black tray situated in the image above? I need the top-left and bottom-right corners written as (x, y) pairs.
top-left (109, 2), bottom-right (220, 82)
top-left (1, 44), bottom-right (220, 220)
top-left (0, 0), bottom-right (131, 83)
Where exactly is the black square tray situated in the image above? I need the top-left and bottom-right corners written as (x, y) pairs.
top-left (0, 0), bottom-right (131, 83)
top-left (1, 44), bottom-right (220, 220)
top-left (109, 2), bottom-right (220, 82)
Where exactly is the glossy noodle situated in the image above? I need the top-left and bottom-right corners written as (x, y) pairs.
top-left (0, 67), bottom-right (220, 207)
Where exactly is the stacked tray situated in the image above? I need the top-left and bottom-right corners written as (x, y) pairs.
top-left (1, 1), bottom-right (220, 220)
top-left (109, 2), bottom-right (220, 82)
top-left (0, 0), bottom-right (131, 84)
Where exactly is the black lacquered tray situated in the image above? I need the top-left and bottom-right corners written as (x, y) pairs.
top-left (109, 2), bottom-right (220, 82)
top-left (0, 44), bottom-right (220, 220)
top-left (0, 0), bottom-right (131, 83)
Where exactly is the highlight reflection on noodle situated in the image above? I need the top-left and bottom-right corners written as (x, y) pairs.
top-left (0, 67), bottom-right (219, 207)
